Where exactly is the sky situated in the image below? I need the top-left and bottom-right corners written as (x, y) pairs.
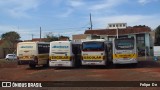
top-left (0, 0), bottom-right (160, 40)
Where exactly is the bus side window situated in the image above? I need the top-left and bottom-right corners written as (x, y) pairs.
top-left (38, 44), bottom-right (49, 54)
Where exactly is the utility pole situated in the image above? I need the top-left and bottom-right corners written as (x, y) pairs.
top-left (116, 27), bottom-right (119, 38)
top-left (90, 13), bottom-right (93, 30)
top-left (32, 34), bottom-right (34, 40)
top-left (40, 27), bottom-right (41, 42)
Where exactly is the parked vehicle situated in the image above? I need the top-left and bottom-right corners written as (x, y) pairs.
top-left (5, 54), bottom-right (17, 60)
top-left (17, 42), bottom-right (50, 68)
top-left (49, 41), bottom-right (81, 67)
top-left (81, 39), bottom-right (112, 66)
top-left (112, 37), bottom-right (138, 65)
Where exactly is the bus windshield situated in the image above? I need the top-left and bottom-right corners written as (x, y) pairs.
top-left (82, 42), bottom-right (104, 51)
top-left (115, 39), bottom-right (134, 50)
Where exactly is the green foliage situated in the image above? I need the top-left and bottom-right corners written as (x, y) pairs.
top-left (1, 31), bottom-right (21, 49)
top-left (1, 31), bottom-right (21, 42)
top-left (155, 25), bottom-right (160, 45)
top-left (59, 35), bottom-right (69, 39)
top-left (44, 33), bottom-right (69, 42)
top-left (44, 33), bottom-right (59, 42)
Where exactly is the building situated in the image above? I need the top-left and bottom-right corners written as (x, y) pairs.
top-left (0, 40), bottom-right (21, 58)
top-left (72, 23), bottom-right (153, 55)
top-left (59, 36), bottom-right (70, 41)
top-left (24, 38), bottom-right (48, 42)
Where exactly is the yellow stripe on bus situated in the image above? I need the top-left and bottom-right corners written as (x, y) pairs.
top-left (51, 56), bottom-right (70, 60)
top-left (113, 54), bottom-right (137, 59)
top-left (19, 56), bottom-right (33, 60)
top-left (82, 56), bottom-right (103, 60)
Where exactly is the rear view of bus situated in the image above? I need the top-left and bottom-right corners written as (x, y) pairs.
top-left (17, 42), bottom-right (49, 68)
top-left (49, 41), bottom-right (75, 67)
top-left (113, 37), bottom-right (137, 65)
top-left (81, 39), bottom-right (107, 66)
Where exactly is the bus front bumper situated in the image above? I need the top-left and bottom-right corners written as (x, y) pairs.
top-left (18, 60), bottom-right (35, 65)
top-left (113, 58), bottom-right (138, 64)
top-left (49, 61), bottom-right (73, 67)
top-left (81, 60), bottom-right (106, 65)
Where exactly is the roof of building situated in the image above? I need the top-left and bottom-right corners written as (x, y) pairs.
top-left (72, 34), bottom-right (89, 40)
top-left (59, 36), bottom-right (69, 41)
top-left (24, 38), bottom-right (47, 42)
top-left (84, 26), bottom-right (151, 36)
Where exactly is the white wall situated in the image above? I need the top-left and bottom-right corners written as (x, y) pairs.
top-left (145, 33), bottom-right (151, 55)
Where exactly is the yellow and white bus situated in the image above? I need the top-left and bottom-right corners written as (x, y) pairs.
top-left (17, 42), bottom-right (50, 68)
top-left (81, 39), bottom-right (112, 66)
top-left (49, 41), bottom-right (81, 67)
top-left (112, 37), bottom-right (138, 65)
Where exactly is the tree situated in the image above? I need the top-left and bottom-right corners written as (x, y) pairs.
top-left (59, 35), bottom-right (70, 40)
top-left (44, 33), bottom-right (59, 42)
top-left (155, 25), bottom-right (160, 45)
top-left (44, 33), bottom-right (70, 42)
top-left (1, 31), bottom-right (21, 49)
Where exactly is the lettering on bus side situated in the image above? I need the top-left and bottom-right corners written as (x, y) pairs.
top-left (21, 46), bottom-right (33, 48)
top-left (52, 56), bottom-right (70, 60)
top-left (83, 56), bottom-right (103, 60)
top-left (52, 46), bottom-right (69, 48)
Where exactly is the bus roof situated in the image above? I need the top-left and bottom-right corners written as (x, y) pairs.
top-left (50, 41), bottom-right (71, 43)
top-left (18, 42), bottom-right (49, 45)
top-left (50, 41), bottom-right (82, 44)
top-left (82, 39), bottom-right (105, 42)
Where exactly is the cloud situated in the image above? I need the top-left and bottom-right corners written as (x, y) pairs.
top-left (93, 14), bottom-right (160, 29)
top-left (89, 0), bottom-right (128, 11)
top-left (58, 9), bottom-right (74, 17)
top-left (0, 0), bottom-right (42, 18)
top-left (68, 0), bottom-right (84, 7)
top-left (0, 25), bottom-right (40, 40)
top-left (138, 0), bottom-right (158, 5)
top-left (57, 0), bottom-right (84, 18)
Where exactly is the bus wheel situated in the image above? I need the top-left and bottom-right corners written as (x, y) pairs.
top-left (132, 63), bottom-right (137, 67)
top-left (43, 64), bottom-right (49, 67)
top-left (17, 61), bottom-right (21, 65)
top-left (29, 64), bottom-right (36, 68)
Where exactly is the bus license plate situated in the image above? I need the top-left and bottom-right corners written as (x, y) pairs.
top-left (91, 63), bottom-right (95, 65)
top-left (58, 64), bottom-right (62, 66)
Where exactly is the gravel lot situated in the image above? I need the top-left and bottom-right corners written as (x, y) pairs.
top-left (0, 57), bottom-right (160, 90)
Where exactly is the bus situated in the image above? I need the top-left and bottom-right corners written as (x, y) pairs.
top-left (17, 42), bottom-right (50, 68)
top-left (112, 37), bottom-right (138, 65)
top-left (49, 41), bottom-right (81, 67)
top-left (81, 39), bottom-right (112, 66)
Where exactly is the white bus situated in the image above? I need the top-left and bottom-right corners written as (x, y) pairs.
top-left (81, 39), bottom-right (112, 66)
top-left (17, 42), bottom-right (50, 68)
top-left (112, 37), bottom-right (138, 65)
top-left (49, 41), bottom-right (81, 67)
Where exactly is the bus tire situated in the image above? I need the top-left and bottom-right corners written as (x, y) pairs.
top-left (132, 63), bottom-right (137, 67)
top-left (72, 57), bottom-right (76, 68)
top-left (29, 64), bottom-right (36, 68)
top-left (17, 61), bottom-right (21, 65)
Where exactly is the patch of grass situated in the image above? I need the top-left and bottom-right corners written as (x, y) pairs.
top-left (0, 59), bottom-right (7, 63)
top-left (0, 59), bottom-right (17, 64)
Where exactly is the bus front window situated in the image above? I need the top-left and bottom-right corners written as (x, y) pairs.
top-left (115, 40), bottom-right (134, 50)
top-left (82, 42), bottom-right (104, 51)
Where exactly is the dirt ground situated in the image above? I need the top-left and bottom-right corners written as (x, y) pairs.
top-left (0, 57), bottom-right (160, 90)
